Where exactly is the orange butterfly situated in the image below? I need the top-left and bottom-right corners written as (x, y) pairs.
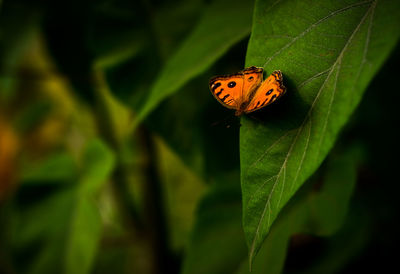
top-left (209, 66), bottom-right (286, 116)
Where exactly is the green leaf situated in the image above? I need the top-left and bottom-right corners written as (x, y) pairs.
top-left (241, 0), bottom-right (400, 264)
top-left (302, 207), bottom-right (370, 274)
top-left (151, 0), bottom-right (205, 58)
top-left (147, 71), bottom-right (243, 177)
top-left (103, 0), bottom-right (203, 111)
top-left (64, 139), bottom-right (115, 274)
top-left (181, 173), bottom-right (248, 274)
top-left (306, 149), bottom-right (360, 236)
top-left (9, 139), bottom-right (115, 274)
top-left (79, 139), bottom-right (116, 193)
top-left (64, 197), bottom-right (103, 274)
top-left (243, 146), bottom-right (360, 273)
top-left (237, 209), bottom-right (296, 274)
top-left (135, 0), bottom-right (254, 124)
top-left (154, 136), bottom-right (207, 251)
top-left (183, 146), bottom-right (359, 273)
top-left (20, 153), bottom-right (77, 185)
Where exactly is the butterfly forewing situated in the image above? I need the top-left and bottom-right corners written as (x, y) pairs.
top-left (245, 70), bottom-right (286, 113)
top-left (209, 74), bottom-right (244, 109)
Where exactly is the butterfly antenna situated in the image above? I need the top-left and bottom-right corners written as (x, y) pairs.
top-left (210, 114), bottom-right (232, 127)
top-left (211, 98), bottom-right (241, 128)
top-left (226, 114), bottom-right (241, 128)
top-left (248, 114), bottom-right (267, 125)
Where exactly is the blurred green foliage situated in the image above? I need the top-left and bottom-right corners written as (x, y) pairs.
top-left (0, 0), bottom-right (399, 274)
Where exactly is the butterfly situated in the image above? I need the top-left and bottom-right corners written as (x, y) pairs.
top-left (209, 66), bottom-right (286, 116)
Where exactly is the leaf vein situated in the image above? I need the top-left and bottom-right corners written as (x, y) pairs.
top-left (249, 161), bottom-right (285, 260)
top-left (248, 132), bottom-right (290, 171)
top-left (298, 67), bottom-right (331, 89)
top-left (290, 120), bottom-right (312, 193)
top-left (316, 62), bottom-right (341, 159)
top-left (245, 175), bottom-right (277, 212)
top-left (262, 0), bottom-right (374, 67)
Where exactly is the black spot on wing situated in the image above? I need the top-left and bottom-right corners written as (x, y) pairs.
top-left (221, 94), bottom-right (230, 102)
top-left (228, 81), bottom-right (236, 88)
top-left (266, 89), bottom-right (273, 95)
top-left (260, 97), bottom-right (269, 107)
top-left (211, 82), bottom-right (221, 92)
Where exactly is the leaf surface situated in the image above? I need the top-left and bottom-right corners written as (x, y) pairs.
top-left (240, 0), bottom-right (400, 264)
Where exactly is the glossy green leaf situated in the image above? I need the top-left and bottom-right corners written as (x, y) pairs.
top-left (135, 0), bottom-right (254, 124)
top-left (240, 0), bottom-right (400, 264)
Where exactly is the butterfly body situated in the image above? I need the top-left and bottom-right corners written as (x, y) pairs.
top-left (209, 66), bottom-right (286, 116)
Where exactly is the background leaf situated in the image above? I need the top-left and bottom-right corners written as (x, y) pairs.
top-left (240, 0), bottom-right (400, 264)
top-left (0, 0), bottom-right (40, 102)
top-left (135, 0), bottom-right (254, 124)
top-left (64, 139), bottom-right (115, 274)
top-left (181, 173), bottom-right (247, 274)
top-left (8, 139), bottom-right (114, 274)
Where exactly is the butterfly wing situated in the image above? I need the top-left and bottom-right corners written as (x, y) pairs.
top-left (244, 70), bottom-right (286, 113)
top-left (209, 66), bottom-right (264, 112)
top-left (209, 73), bottom-right (244, 109)
top-left (242, 66), bottom-right (264, 96)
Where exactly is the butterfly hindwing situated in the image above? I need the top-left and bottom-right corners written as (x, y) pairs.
top-left (209, 73), bottom-right (244, 109)
top-left (245, 70), bottom-right (286, 113)
top-left (242, 66), bottom-right (264, 96)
